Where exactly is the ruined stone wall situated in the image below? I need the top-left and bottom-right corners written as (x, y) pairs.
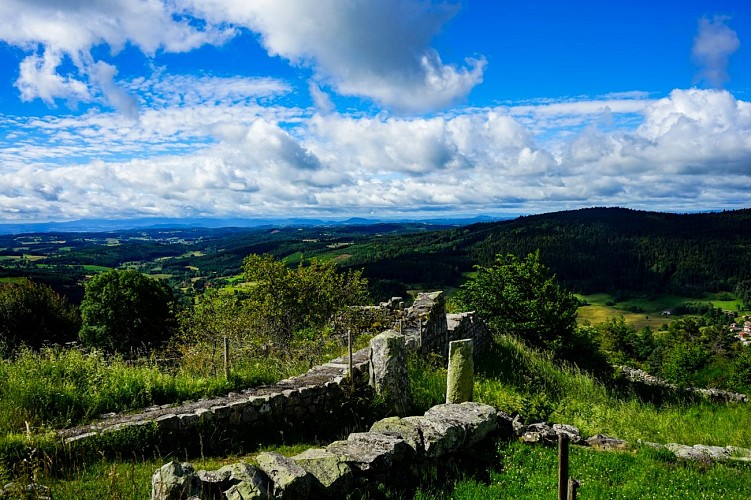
top-left (61, 348), bottom-right (373, 452)
top-left (151, 402), bottom-right (504, 499)
top-left (58, 291), bottom-right (491, 457)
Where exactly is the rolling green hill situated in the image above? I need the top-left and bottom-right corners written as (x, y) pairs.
top-left (330, 207), bottom-right (751, 298)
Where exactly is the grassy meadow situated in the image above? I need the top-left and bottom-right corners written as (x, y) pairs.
top-left (576, 292), bottom-right (748, 330)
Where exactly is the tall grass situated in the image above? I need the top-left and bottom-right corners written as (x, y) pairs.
top-left (0, 347), bottom-right (306, 434)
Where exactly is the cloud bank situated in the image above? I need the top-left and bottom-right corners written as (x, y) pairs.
top-left (2, 86), bottom-right (750, 221)
top-left (0, 2), bottom-right (749, 222)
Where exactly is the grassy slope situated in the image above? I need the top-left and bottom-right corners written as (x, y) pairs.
top-left (408, 334), bottom-right (751, 498)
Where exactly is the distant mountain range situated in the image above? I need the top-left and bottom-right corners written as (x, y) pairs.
top-left (0, 215), bottom-right (506, 235)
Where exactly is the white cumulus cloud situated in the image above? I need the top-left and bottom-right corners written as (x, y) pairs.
top-left (186, 0), bottom-right (485, 113)
top-left (692, 15), bottom-right (740, 88)
top-left (0, 0), bottom-right (235, 109)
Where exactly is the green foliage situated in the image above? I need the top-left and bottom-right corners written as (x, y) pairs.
top-left (241, 254), bottom-right (369, 345)
top-left (456, 251), bottom-right (579, 354)
top-left (79, 269), bottom-right (177, 354)
top-left (591, 313), bottom-right (748, 392)
top-left (0, 278), bottom-right (79, 357)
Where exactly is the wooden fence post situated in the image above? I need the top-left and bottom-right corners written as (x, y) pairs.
top-left (348, 329), bottom-right (354, 389)
top-left (567, 478), bottom-right (579, 500)
top-left (558, 433), bottom-right (569, 500)
top-left (223, 336), bottom-right (229, 379)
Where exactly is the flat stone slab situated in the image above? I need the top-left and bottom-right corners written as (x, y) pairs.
top-left (586, 434), bottom-right (630, 451)
top-left (326, 432), bottom-right (412, 472)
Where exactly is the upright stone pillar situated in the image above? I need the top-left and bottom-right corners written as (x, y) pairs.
top-left (369, 330), bottom-right (411, 416)
top-left (446, 339), bottom-right (474, 404)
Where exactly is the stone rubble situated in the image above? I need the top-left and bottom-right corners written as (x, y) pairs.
top-left (618, 365), bottom-right (749, 403)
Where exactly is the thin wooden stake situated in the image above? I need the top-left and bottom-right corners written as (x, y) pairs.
top-left (348, 329), bottom-right (354, 389)
top-left (567, 478), bottom-right (579, 500)
top-left (223, 336), bottom-right (229, 379)
top-left (558, 433), bottom-right (569, 500)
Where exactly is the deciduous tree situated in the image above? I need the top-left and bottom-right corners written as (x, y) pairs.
top-left (79, 269), bottom-right (176, 354)
top-left (242, 254), bottom-right (369, 346)
top-left (0, 279), bottom-right (79, 356)
top-left (456, 250), bottom-right (578, 353)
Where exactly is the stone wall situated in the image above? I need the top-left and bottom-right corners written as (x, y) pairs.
top-left (57, 291), bottom-right (491, 459)
top-left (151, 402), bottom-right (505, 499)
top-left (60, 348), bottom-right (373, 453)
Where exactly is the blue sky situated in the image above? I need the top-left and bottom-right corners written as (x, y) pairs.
top-left (0, 0), bottom-right (749, 223)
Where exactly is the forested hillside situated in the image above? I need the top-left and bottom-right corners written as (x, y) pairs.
top-left (333, 208), bottom-right (751, 297)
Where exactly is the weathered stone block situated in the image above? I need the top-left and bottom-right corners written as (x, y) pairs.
top-left (151, 461), bottom-right (199, 500)
top-left (256, 451), bottom-right (312, 499)
top-left (242, 404), bottom-right (258, 424)
top-left (369, 330), bottom-right (411, 416)
top-left (446, 339), bottom-right (473, 404)
top-left (221, 463), bottom-right (270, 496)
top-left (326, 432), bottom-right (412, 473)
top-left (292, 448), bottom-right (354, 496)
top-left (177, 413), bottom-right (199, 431)
top-left (210, 405), bottom-right (232, 420)
top-left (403, 403), bottom-right (498, 456)
top-left (369, 416), bottom-right (422, 453)
top-left (154, 414), bottom-right (179, 432)
top-left (586, 434), bottom-right (629, 450)
top-left (195, 407), bottom-right (213, 425)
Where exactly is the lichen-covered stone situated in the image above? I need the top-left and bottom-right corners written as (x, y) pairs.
top-left (225, 481), bottom-right (271, 500)
top-left (218, 463), bottom-right (271, 499)
top-left (369, 330), bottom-right (411, 416)
top-left (520, 423), bottom-right (558, 445)
top-left (370, 416), bottom-right (422, 453)
top-left (151, 461), bottom-right (199, 500)
top-left (292, 448), bottom-right (354, 495)
top-left (256, 451), bottom-right (311, 499)
top-left (445, 339), bottom-right (473, 404)
top-left (424, 403), bottom-right (498, 447)
top-left (552, 423), bottom-right (582, 444)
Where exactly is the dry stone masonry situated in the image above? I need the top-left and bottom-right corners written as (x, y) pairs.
top-left (57, 292), bottom-right (490, 456)
top-left (151, 402), bottom-right (503, 500)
